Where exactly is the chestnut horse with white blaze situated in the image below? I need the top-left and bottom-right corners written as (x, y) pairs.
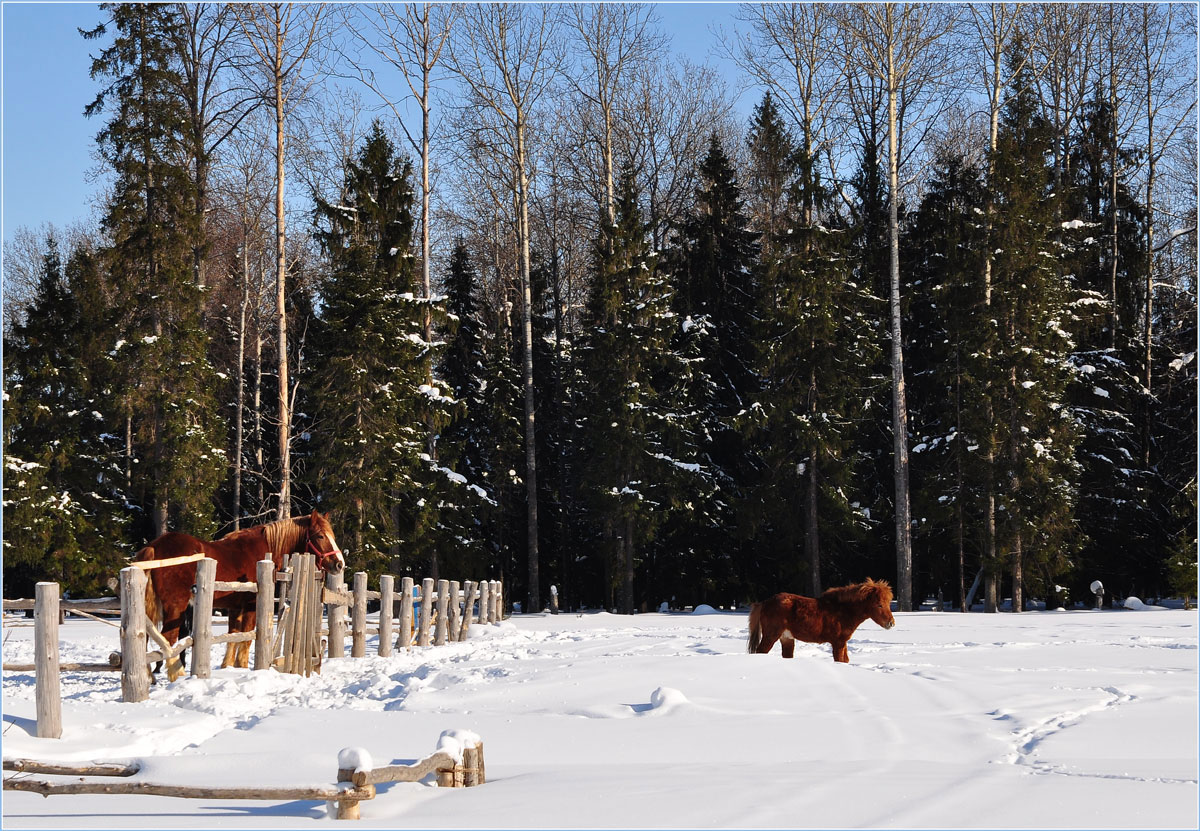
top-left (747, 578), bottom-right (895, 663)
top-left (133, 511), bottom-right (345, 675)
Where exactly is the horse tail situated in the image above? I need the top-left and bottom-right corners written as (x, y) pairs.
top-left (747, 602), bottom-right (762, 654)
top-left (134, 546), bottom-right (163, 629)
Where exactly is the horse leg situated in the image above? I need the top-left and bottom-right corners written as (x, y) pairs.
top-left (831, 640), bottom-right (849, 663)
top-left (222, 608), bottom-right (243, 669)
top-left (756, 619), bottom-right (783, 655)
top-left (237, 608), bottom-right (256, 668)
top-left (780, 634), bottom-right (796, 659)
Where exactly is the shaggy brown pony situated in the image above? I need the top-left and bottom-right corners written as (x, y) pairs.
top-left (747, 578), bottom-right (895, 663)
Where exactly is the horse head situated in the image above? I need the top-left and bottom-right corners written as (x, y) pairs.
top-left (864, 578), bottom-right (896, 630)
top-left (305, 510), bottom-right (345, 574)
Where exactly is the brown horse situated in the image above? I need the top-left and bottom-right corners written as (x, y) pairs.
top-left (747, 578), bottom-right (895, 663)
top-left (134, 511), bottom-right (344, 675)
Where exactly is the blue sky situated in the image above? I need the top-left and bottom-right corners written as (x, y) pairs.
top-left (1, 2), bottom-right (751, 245)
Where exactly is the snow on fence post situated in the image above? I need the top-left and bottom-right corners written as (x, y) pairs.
top-left (418, 578), bottom-right (434, 647)
top-left (398, 577), bottom-right (414, 650)
top-left (477, 581), bottom-right (489, 626)
top-left (191, 558), bottom-right (216, 680)
top-left (327, 569), bottom-right (347, 658)
top-left (447, 581), bottom-right (461, 640)
top-left (352, 572), bottom-right (368, 658)
top-left (119, 567), bottom-right (149, 703)
top-left (34, 582), bottom-right (62, 738)
top-left (457, 581), bottom-right (476, 642)
top-left (434, 579), bottom-right (449, 646)
top-left (255, 559), bottom-right (275, 670)
top-left (378, 575), bottom-right (394, 658)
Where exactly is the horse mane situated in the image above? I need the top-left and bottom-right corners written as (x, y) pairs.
top-left (820, 578), bottom-right (893, 607)
top-left (220, 515), bottom-right (312, 558)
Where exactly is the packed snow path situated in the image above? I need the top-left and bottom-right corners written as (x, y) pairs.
top-left (3, 609), bottom-right (1196, 828)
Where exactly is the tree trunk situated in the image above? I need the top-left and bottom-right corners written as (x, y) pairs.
top-left (273, 33), bottom-right (291, 521)
top-left (516, 118), bottom-right (540, 614)
top-left (886, 40), bottom-right (913, 612)
top-left (233, 240), bottom-right (249, 530)
top-left (806, 447), bottom-right (820, 596)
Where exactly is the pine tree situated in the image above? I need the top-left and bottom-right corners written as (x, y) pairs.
top-left (83, 2), bottom-right (226, 541)
top-left (307, 122), bottom-right (453, 575)
top-left (745, 92), bottom-right (797, 254)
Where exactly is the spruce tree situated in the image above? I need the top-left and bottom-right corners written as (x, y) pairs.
top-left (579, 171), bottom-right (693, 613)
top-left (3, 239), bottom-right (129, 596)
top-left (668, 134), bottom-right (761, 598)
top-left (307, 122), bottom-right (453, 574)
top-left (747, 144), bottom-right (880, 597)
top-left (83, 2), bottom-right (226, 541)
top-left (987, 53), bottom-right (1083, 610)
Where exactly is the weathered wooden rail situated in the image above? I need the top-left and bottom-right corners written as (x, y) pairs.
top-left (2, 732), bottom-right (485, 821)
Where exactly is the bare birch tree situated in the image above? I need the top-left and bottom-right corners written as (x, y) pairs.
top-left (234, 2), bottom-right (327, 520)
top-left (839, 2), bottom-right (958, 612)
top-left (448, 3), bottom-right (564, 612)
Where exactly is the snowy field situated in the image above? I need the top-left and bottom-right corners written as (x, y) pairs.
top-left (2, 606), bottom-right (1197, 829)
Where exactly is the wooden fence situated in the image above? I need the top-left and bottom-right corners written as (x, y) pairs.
top-left (3, 732), bottom-right (485, 820)
top-left (2, 559), bottom-right (505, 737)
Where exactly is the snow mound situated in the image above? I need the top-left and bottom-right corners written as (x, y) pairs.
top-left (437, 729), bottom-right (482, 763)
top-left (691, 604), bottom-right (720, 615)
top-left (647, 686), bottom-right (689, 714)
top-left (1123, 597), bottom-right (1167, 611)
top-left (337, 746), bottom-right (373, 773)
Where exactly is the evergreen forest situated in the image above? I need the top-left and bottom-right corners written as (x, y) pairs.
top-left (3, 3), bottom-right (1196, 615)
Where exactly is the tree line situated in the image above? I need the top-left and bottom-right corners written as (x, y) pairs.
top-left (4, 3), bottom-right (1196, 613)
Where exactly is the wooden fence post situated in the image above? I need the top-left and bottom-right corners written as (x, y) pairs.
top-left (351, 572), bottom-right (367, 658)
top-left (434, 579), bottom-right (449, 646)
top-left (418, 578), bottom-right (434, 647)
top-left (255, 560), bottom-right (275, 670)
top-left (463, 741), bottom-right (485, 786)
top-left (477, 581), bottom-right (489, 626)
top-left (457, 581), bottom-right (475, 642)
top-left (326, 569), bottom-right (346, 659)
top-left (119, 567), bottom-right (149, 703)
top-left (493, 581), bottom-right (503, 620)
top-left (398, 577), bottom-right (414, 650)
top-left (191, 558), bottom-right (216, 680)
top-left (34, 582), bottom-right (62, 738)
top-left (378, 575), bottom-right (394, 658)
top-left (447, 581), bottom-right (460, 641)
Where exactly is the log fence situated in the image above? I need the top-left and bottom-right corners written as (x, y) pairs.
top-left (3, 560), bottom-right (506, 738)
top-left (2, 732), bottom-right (485, 821)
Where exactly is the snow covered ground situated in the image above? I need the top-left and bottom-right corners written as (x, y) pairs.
top-left (2, 606), bottom-right (1196, 828)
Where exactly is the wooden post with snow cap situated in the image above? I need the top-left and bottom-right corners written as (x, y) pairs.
top-left (351, 572), bottom-right (367, 658)
top-left (255, 559), bottom-right (275, 670)
top-left (447, 581), bottom-right (461, 640)
top-left (434, 579), bottom-right (449, 646)
top-left (190, 558), bottom-right (216, 680)
top-left (326, 569), bottom-right (346, 658)
top-left (334, 747), bottom-right (375, 820)
top-left (398, 577), bottom-right (414, 650)
top-left (34, 582), bottom-right (63, 738)
top-left (378, 575), bottom-right (394, 658)
top-left (457, 581), bottom-right (475, 641)
top-left (119, 567), bottom-right (150, 703)
top-left (493, 581), bottom-right (503, 620)
top-left (418, 578), bottom-right (434, 647)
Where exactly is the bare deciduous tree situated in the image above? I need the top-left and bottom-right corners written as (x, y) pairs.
top-left (448, 3), bottom-right (564, 612)
top-left (839, 2), bottom-right (959, 613)
top-left (234, 2), bottom-right (328, 520)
